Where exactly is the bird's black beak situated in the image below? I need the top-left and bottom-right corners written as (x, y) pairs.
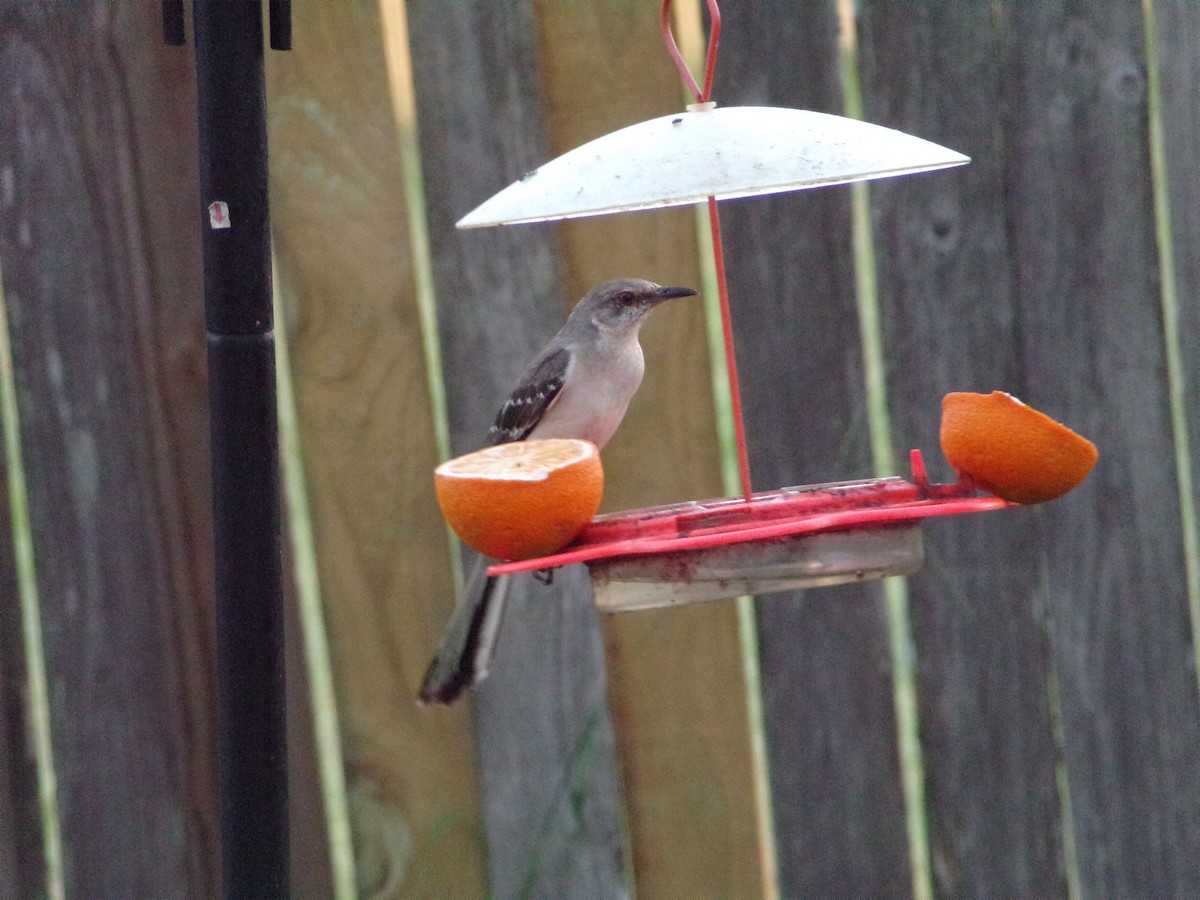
top-left (653, 285), bottom-right (699, 303)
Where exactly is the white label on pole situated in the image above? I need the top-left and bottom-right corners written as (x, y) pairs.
top-left (208, 200), bottom-right (231, 229)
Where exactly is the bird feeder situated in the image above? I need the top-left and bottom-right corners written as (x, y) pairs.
top-left (458, 0), bottom-right (1009, 609)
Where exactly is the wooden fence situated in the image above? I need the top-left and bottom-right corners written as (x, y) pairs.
top-left (1, 1), bottom-right (1197, 897)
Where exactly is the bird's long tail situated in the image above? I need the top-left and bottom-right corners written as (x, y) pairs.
top-left (417, 556), bottom-right (511, 705)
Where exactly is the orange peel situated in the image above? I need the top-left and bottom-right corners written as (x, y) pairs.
top-left (940, 391), bottom-right (1098, 504)
top-left (435, 438), bottom-right (603, 560)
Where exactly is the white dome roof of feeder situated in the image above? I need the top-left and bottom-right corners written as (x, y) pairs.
top-left (456, 104), bottom-right (970, 228)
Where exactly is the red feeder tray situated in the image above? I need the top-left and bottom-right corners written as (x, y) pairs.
top-left (488, 450), bottom-right (1012, 610)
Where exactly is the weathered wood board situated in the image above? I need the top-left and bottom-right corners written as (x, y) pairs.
top-left (0, 4), bottom-right (218, 894)
top-left (265, 2), bottom-right (486, 895)
top-left (718, 2), bottom-right (913, 895)
top-left (855, 2), bottom-right (1068, 895)
top-left (1152, 0), bottom-right (1200, 637)
top-left (533, 2), bottom-right (769, 897)
top-left (860, 0), bottom-right (1200, 895)
top-left (0, 436), bottom-right (40, 900)
top-left (404, 2), bottom-right (628, 897)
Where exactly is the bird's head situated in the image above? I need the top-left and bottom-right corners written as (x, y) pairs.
top-left (573, 278), bottom-right (698, 333)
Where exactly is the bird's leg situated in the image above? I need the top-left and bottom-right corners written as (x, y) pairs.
top-left (533, 568), bottom-right (555, 586)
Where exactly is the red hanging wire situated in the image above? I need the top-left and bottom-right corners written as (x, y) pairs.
top-left (700, 0), bottom-right (721, 101)
top-left (660, 0), bottom-right (721, 103)
top-left (660, 1), bottom-right (701, 101)
top-left (707, 198), bottom-right (753, 500)
top-left (661, 0), bottom-right (752, 500)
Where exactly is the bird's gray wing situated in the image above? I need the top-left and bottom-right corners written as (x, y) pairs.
top-left (488, 346), bottom-right (570, 444)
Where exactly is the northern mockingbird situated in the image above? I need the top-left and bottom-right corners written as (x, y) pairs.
top-left (418, 278), bottom-right (698, 705)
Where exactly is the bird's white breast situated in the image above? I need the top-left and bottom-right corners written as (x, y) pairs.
top-left (527, 338), bottom-right (645, 449)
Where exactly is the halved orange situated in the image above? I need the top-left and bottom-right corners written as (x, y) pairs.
top-left (434, 438), bottom-right (604, 560)
top-left (940, 391), bottom-right (1098, 504)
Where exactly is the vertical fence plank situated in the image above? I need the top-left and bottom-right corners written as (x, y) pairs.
top-left (0, 4), bottom-right (218, 895)
top-left (0, 508), bottom-right (24, 898)
top-left (997, 3), bottom-right (1200, 893)
top-left (717, 3), bottom-right (913, 895)
top-left (861, 0), bottom-right (1200, 895)
top-left (532, 3), bottom-right (769, 897)
top-left (1152, 0), bottom-right (1200, 668)
top-left (0, 440), bottom-right (39, 899)
top-left (281, 558), bottom-right (336, 900)
top-left (405, 2), bottom-right (628, 897)
top-left (855, 3), bottom-right (1068, 895)
top-left (264, 3), bottom-right (487, 896)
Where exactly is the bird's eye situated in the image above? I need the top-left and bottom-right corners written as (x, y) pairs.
top-left (617, 290), bottom-right (636, 306)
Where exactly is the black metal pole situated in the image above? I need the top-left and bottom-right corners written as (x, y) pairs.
top-left (190, 3), bottom-right (288, 895)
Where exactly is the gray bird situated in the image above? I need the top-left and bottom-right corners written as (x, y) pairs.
top-left (418, 278), bottom-right (698, 704)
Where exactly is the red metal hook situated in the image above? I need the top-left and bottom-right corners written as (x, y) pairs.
top-left (661, 0), bottom-right (721, 104)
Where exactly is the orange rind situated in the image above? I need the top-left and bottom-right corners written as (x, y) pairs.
top-left (435, 438), bottom-right (604, 560)
top-left (940, 391), bottom-right (1098, 504)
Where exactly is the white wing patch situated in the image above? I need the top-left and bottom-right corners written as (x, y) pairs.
top-left (488, 346), bottom-right (570, 444)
